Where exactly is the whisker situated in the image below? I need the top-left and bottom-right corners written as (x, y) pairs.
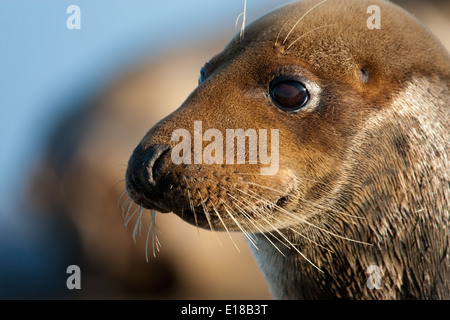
top-left (234, 12), bottom-right (244, 45)
top-left (210, 200), bottom-right (241, 253)
top-left (227, 194), bottom-right (258, 243)
top-left (145, 209), bottom-right (160, 261)
top-left (246, 181), bottom-right (286, 195)
top-left (244, 188), bottom-right (371, 246)
top-left (198, 190), bottom-right (222, 247)
top-left (322, 204), bottom-right (366, 221)
top-left (203, 179), bottom-right (323, 271)
top-left (247, 179), bottom-right (364, 220)
top-left (118, 190), bottom-right (127, 207)
top-left (230, 197), bottom-right (287, 257)
top-left (221, 199), bottom-right (259, 250)
top-left (125, 205), bottom-right (140, 228)
top-left (240, 174), bottom-right (335, 189)
top-left (274, 19), bottom-right (291, 47)
top-left (112, 178), bottom-right (126, 188)
top-left (232, 193), bottom-right (291, 250)
top-left (139, 213), bottom-right (143, 237)
top-left (187, 189), bottom-right (199, 236)
top-left (234, 189), bottom-right (322, 272)
top-left (288, 227), bottom-right (334, 253)
top-left (126, 200), bottom-right (135, 221)
top-left (282, 0), bottom-right (329, 45)
top-left (152, 210), bottom-right (161, 254)
top-left (145, 210), bottom-right (154, 262)
top-left (235, 12), bottom-right (244, 29)
top-left (121, 197), bottom-right (131, 219)
top-left (124, 200), bottom-right (136, 225)
top-left (240, 0), bottom-right (247, 42)
top-left (132, 207), bottom-right (144, 244)
top-left (206, 179), bottom-right (290, 252)
top-left (286, 24), bottom-right (336, 51)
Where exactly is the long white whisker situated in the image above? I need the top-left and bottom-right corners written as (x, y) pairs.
top-left (125, 206), bottom-right (140, 228)
top-left (227, 195), bottom-right (258, 242)
top-left (153, 210), bottom-right (161, 254)
top-left (234, 189), bottom-right (322, 272)
top-left (144, 209), bottom-right (160, 260)
top-left (232, 192), bottom-right (291, 249)
top-left (230, 197), bottom-right (287, 257)
top-left (187, 189), bottom-right (199, 236)
top-left (286, 24), bottom-right (336, 51)
top-left (139, 212), bottom-right (143, 237)
top-left (282, 0), bottom-right (329, 45)
top-left (274, 19), bottom-right (291, 47)
top-left (198, 190), bottom-right (222, 246)
top-left (289, 227), bottom-right (334, 253)
top-left (210, 201), bottom-right (241, 253)
top-left (246, 181), bottom-right (286, 195)
top-left (235, 12), bottom-right (244, 29)
top-left (244, 188), bottom-right (371, 246)
top-left (240, 0), bottom-right (247, 42)
top-left (206, 179), bottom-right (289, 253)
top-left (118, 190), bottom-right (128, 209)
top-left (132, 207), bottom-right (144, 244)
top-left (221, 199), bottom-right (259, 250)
top-left (121, 198), bottom-right (132, 219)
top-left (259, 176), bottom-right (363, 220)
top-left (145, 210), bottom-right (154, 262)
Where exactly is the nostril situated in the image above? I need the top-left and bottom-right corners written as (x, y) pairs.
top-left (127, 144), bottom-right (171, 191)
top-left (146, 144), bottom-right (171, 185)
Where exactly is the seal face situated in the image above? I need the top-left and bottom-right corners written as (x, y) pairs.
top-left (126, 0), bottom-right (450, 299)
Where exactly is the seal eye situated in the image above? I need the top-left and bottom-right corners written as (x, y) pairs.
top-left (270, 79), bottom-right (309, 112)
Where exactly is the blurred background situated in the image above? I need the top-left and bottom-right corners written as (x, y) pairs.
top-left (0, 0), bottom-right (449, 299)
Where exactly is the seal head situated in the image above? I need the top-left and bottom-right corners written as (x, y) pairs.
top-left (126, 0), bottom-right (450, 299)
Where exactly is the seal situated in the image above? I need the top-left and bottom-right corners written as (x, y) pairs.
top-left (125, 0), bottom-right (450, 299)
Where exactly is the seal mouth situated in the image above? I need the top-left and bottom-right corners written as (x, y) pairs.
top-left (129, 188), bottom-right (292, 220)
top-left (166, 191), bottom-right (293, 228)
top-left (126, 187), bottom-right (172, 213)
top-left (141, 199), bottom-right (171, 213)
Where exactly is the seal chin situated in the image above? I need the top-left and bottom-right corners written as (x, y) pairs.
top-left (140, 199), bottom-right (171, 213)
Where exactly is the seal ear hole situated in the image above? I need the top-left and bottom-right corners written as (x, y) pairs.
top-left (359, 68), bottom-right (370, 83)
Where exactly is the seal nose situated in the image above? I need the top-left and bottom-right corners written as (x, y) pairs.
top-left (127, 144), bottom-right (171, 193)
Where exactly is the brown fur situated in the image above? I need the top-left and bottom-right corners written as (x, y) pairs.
top-left (126, 0), bottom-right (449, 299)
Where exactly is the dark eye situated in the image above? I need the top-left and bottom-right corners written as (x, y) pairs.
top-left (199, 61), bottom-right (212, 84)
top-left (270, 79), bottom-right (309, 112)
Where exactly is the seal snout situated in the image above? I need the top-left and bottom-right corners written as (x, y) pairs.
top-left (125, 144), bottom-right (171, 211)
